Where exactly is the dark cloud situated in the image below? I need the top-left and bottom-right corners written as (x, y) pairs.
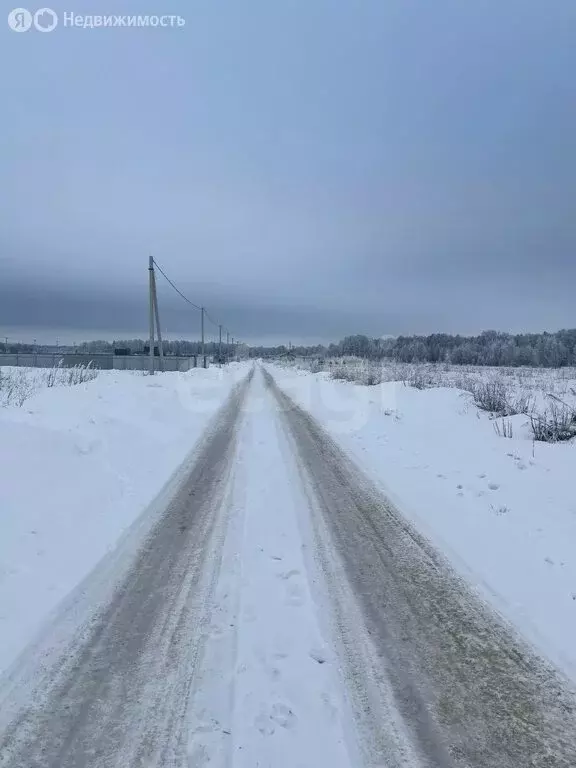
top-left (0, 280), bottom-right (425, 343)
top-left (2, 0), bottom-right (575, 344)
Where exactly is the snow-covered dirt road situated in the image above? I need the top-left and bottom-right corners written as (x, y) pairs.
top-left (1, 365), bottom-right (575, 767)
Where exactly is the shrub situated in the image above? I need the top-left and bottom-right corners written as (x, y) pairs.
top-left (309, 360), bottom-right (325, 374)
top-left (65, 363), bottom-right (98, 386)
top-left (0, 369), bottom-right (36, 407)
top-left (0, 363), bottom-right (99, 407)
top-left (531, 402), bottom-right (576, 442)
top-left (472, 379), bottom-right (510, 414)
top-left (330, 365), bottom-right (357, 382)
top-left (358, 366), bottom-right (383, 386)
top-left (405, 369), bottom-right (438, 390)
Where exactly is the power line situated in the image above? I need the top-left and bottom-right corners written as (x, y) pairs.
top-left (152, 258), bottom-right (202, 311)
top-left (151, 257), bottom-right (241, 346)
top-left (204, 309), bottom-right (220, 328)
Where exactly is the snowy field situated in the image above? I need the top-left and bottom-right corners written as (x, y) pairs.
top-left (271, 361), bottom-right (576, 684)
top-left (296, 357), bottom-right (576, 439)
top-left (1, 361), bottom-right (576, 764)
top-left (0, 363), bottom-right (248, 674)
top-left (0, 363), bottom-right (99, 407)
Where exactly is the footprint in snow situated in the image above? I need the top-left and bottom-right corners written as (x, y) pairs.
top-left (309, 648), bottom-right (328, 664)
top-left (270, 703), bottom-right (297, 729)
top-left (192, 718), bottom-right (220, 734)
top-left (322, 693), bottom-right (338, 722)
top-left (187, 743), bottom-right (210, 765)
top-left (286, 583), bottom-right (305, 607)
top-left (278, 569), bottom-right (300, 581)
top-left (488, 482), bottom-right (500, 491)
top-left (208, 624), bottom-right (225, 638)
top-left (255, 713), bottom-right (275, 737)
top-left (256, 703), bottom-right (298, 735)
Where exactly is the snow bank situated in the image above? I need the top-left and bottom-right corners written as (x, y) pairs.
top-left (270, 365), bottom-right (576, 684)
top-left (0, 364), bottom-right (249, 674)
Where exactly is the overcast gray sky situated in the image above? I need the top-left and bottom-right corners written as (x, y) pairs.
top-left (2, 0), bottom-right (575, 345)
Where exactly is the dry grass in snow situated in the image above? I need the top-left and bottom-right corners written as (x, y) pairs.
top-left (288, 357), bottom-right (576, 443)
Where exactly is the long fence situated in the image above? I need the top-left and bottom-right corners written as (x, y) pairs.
top-left (0, 353), bottom-right (203, 372)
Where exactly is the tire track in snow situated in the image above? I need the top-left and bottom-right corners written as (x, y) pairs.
top-left (0, 370), bottom-right (254, 768)
top-left (265, 366), bottom-right (576, 768)
top-left (186, 369), bottom-right (357, 768)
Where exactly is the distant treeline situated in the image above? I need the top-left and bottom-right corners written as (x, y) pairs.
top-left (4, 330), bottom-right (576, 367)
top-left (249, 329), bottom-right (576, 367)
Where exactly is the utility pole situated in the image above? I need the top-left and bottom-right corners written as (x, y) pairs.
top-left (219, 324), bottom-right (222, 367)
top-left (150, 260), bottom-right (164, 372)
top-left (201, 307), bottom-right (205, 367)
top-left (148, 255), bottom-right (155, 375)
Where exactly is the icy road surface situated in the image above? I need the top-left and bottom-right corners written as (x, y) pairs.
top-left (0, 366), bottom-right (575, 767)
